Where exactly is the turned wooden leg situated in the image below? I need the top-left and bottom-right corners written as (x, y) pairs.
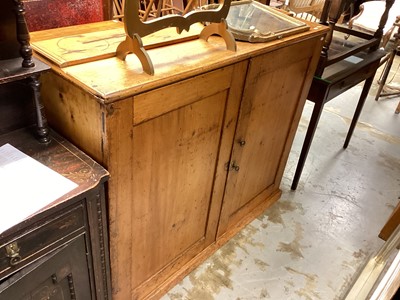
top-left (30, 74), bottom-right (50, 143)
top-left (13, 0), bottom-right (34, 68)
top-left (375, 55), bottom-right (393, 100)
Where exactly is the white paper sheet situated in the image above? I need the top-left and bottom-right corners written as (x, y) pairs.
top-left (344, 55), bottom-right (363, 64)
top-left (0, 143), bottom-right (78, 234)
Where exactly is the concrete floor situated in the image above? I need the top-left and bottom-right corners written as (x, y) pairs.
top-left (161, 57), bottom-right (400, 299)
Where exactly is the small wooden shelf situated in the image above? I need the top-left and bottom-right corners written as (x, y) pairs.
top-left (0, 0), bottom-right (51, 143)
top-left (0, 57), bottom-right (49, 85)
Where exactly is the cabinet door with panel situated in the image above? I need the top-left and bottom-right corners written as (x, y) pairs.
top-left (0, 236), bottom-right (91, 300)
top-left (107, 62), bottom-right (247, 299)
top-left (218, 38), bottom-right (320, 235)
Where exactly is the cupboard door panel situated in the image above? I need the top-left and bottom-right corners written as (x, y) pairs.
top-left (220, 41), bottom-right (316, 231)
top-left (131, 91), bottom-right (227, 287)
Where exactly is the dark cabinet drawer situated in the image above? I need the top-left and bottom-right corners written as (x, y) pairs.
top-left (0, 235), bottom-right (91, 300)
top-left (0, 204), bottom-right (85, 280)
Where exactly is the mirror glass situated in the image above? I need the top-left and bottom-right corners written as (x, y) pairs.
top-left (226, 1), bottom-right (310, 42)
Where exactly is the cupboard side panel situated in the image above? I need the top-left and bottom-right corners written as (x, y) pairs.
top-left (40, 72), bottom-right (104, 163)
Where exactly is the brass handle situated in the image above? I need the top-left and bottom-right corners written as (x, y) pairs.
top-left (5, 242), bottom-right (22, 266)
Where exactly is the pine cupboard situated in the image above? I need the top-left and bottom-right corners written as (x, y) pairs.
top-left (31, 21), bottom-right (327, 299)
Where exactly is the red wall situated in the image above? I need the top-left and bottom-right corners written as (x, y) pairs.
top-left (22, 0), bottom-right (105, 32)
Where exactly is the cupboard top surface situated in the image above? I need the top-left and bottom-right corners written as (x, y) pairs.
top-left (31, 20), bottom-right (327, 103)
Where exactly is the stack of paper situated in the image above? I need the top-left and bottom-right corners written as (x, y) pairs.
top-left (0, 144), bottom-right (78, 234)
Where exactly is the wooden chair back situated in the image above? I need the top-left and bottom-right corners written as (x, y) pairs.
top-left (315, 0), bottom-right (394, 76)
top-left (287, 0), bottom-right (325, 21)
top-left (113, 0), bottom-right (197, 20)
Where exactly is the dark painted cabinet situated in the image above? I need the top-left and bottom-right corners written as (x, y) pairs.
top-left (0, 129), bottom-right (111, 300)
top-left (0, 2), bottom-right (111, 298)
top-left (0, 236), bottom-right (91, 299)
